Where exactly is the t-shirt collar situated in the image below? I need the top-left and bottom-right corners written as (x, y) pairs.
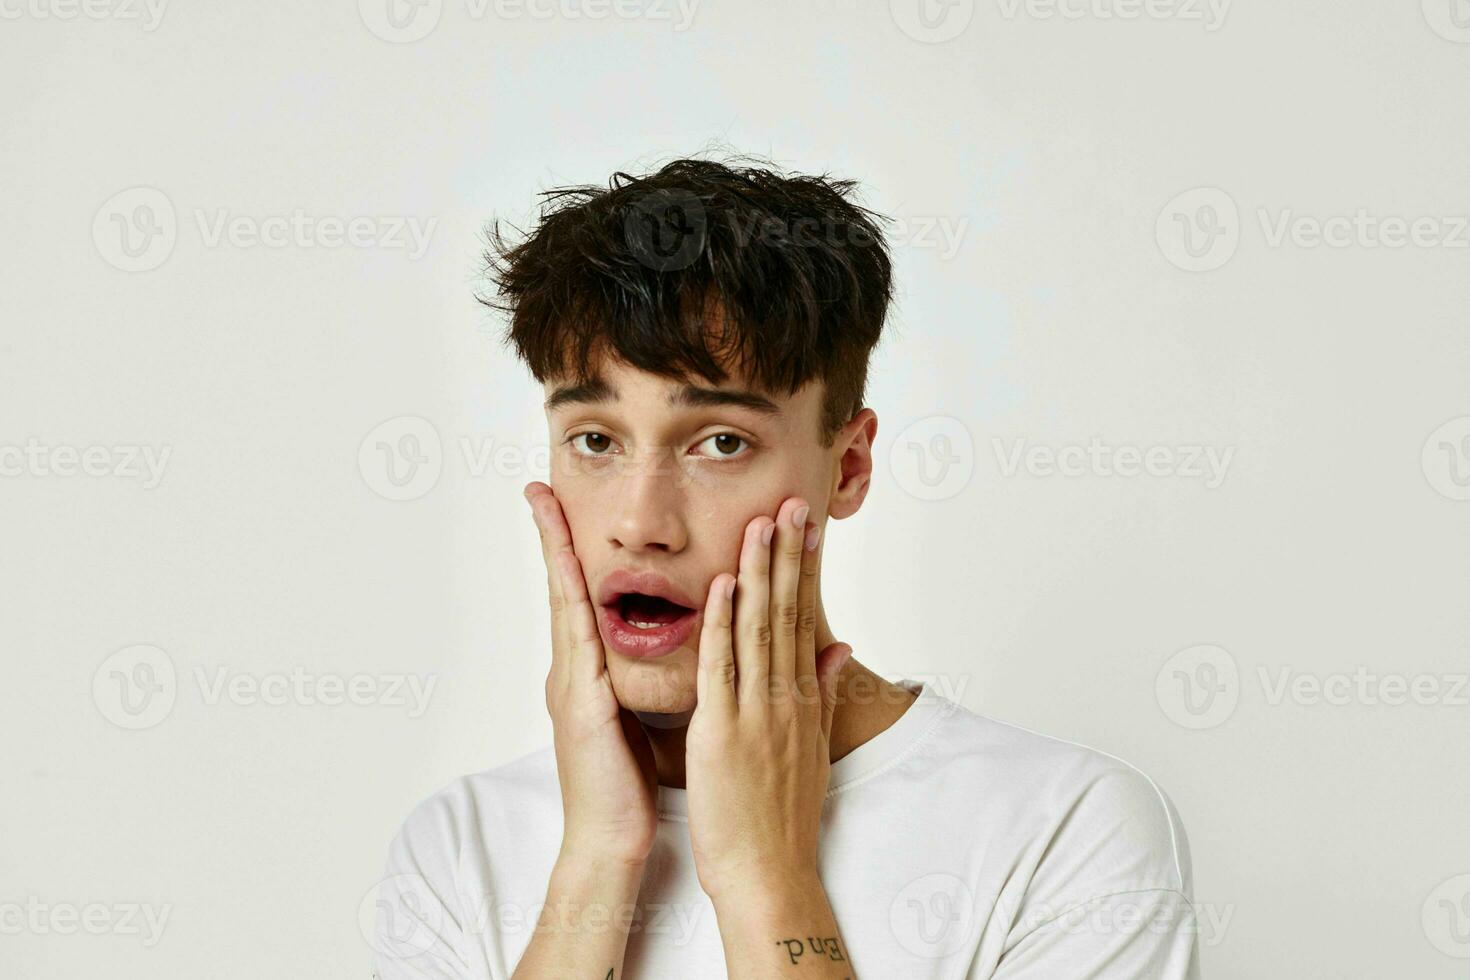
top-left (655, 676), bottom-right (945, 820)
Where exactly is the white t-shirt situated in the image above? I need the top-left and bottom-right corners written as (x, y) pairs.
top-left (370, 678), bottom-right (1200, 979)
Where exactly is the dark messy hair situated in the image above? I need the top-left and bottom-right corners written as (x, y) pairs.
top-left (479, 155), bottom-right (895, 447)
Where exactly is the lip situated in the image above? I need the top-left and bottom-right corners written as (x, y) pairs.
top-left (597, 602), bottom-right (700, 659)
top-left (595, 568), bottom-right (702, 659)
top-left (596, 569), bottom-right (700, 610)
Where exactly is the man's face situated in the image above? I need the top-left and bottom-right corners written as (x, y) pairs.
top-left (544, 351), bottom-right (838, 716)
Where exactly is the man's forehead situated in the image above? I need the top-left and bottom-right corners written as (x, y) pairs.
top-left (543, 369), bottom-right (786, 418)
top-left (542, 346), bottom-right (796, 416)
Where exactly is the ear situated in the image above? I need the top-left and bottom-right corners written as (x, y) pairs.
top-left (828, 408), bottom-right (877, 520)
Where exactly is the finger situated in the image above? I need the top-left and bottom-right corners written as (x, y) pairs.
top-left (695, 573), bottom-right (738, 720)
top-left (524, 485), bottom-right (569, 673)
top-left (818, 642), bottom-right (851, 743)
top-left (795, 513), bottom-right (822, 718)
top-left (767, 497), bottom-right (809, 701)
top-left (733, 515), bottom-right (774, 712)
top-left (525, 483), bottom-right (599, 684)
top-left (552, 545), bottom-right (606, 686)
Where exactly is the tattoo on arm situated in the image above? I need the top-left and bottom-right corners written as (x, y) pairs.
top-left (774, 935), bottom-right (847, 965)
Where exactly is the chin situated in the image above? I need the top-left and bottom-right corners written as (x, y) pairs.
top-left (607, 650), bottom-right (698, 719)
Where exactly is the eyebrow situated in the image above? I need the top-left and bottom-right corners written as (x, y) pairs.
top-left (544, 377), bottom-right (782, 416)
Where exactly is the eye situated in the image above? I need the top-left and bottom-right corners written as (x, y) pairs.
top-left (693, 432), bottom-right (750, 460)
top-left (566, 432), bottom-right (617, 457)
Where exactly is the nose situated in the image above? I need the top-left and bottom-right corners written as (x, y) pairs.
top-left (607, 446), bottom-right (688, 554)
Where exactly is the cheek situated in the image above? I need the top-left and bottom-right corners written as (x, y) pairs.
top-left (551, 446), bottom-right (593, 484)
top-left (697, 496), bottom-right (791, 563)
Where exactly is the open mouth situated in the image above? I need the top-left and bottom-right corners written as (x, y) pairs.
top-left (615, 592), bottom-right (696, 630)
top-left (598, 591), bottom-right (700, 658)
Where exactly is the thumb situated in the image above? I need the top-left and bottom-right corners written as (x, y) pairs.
top-left (817, 642), bottom-right (852, 742)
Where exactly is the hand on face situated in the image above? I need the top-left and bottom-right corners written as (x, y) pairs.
top-left (684, 495), bottom-right (851, 902)
top-left (525, 482), bottom-right (848, 889)
top-left (524, 481), bottom-right (659, 867)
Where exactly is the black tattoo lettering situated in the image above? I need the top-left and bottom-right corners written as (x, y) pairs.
top-left (774, 935), bottom-right (847, 964)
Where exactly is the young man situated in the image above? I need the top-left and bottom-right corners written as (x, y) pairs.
top-left (370, 158), bottom-right (1200, 979)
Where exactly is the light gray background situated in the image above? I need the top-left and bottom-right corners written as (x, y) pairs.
top-left (3, 2), bottom-right (1469, 977)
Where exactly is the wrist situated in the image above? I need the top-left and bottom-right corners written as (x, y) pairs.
top-left (555, 845), bottom-right (648, 884)
top-left (705, 865), bottom-right (826, 913)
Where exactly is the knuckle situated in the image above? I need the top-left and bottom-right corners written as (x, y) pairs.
top-left (751, 620), bottom-right (773, 648)
top-left (796, 607), bottom-right (818, 637)
top-left (714, 658), bottom-right (738, 689)
top-left (775, 600), bottom-right (800, 630)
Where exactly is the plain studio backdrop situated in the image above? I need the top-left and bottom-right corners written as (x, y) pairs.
top-left (3, 2), bottom-right (1469, 977)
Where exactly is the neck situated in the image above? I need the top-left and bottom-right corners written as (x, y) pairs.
top-left (639, 601), bottom-right (919, 789)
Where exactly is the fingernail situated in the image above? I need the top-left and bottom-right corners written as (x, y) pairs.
top-left (792, 504), bottom-right (809, 529)
top-left (724, 577), bottom-right (736, 601)
top-left (761, 522), bottom-right (776, 546)
top-left (804, 525), bottom-right (821, 551)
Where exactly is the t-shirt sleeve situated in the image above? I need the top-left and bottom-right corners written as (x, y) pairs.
top-left (984, 888), bottom-right (1200, 979)
top-left (368, 792), bottom-right (477, 980)
top-left (980, 766), bottom-right (1201, 979)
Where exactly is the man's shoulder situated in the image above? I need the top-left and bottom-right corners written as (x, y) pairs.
top-left (387, 744), bottom-right (560, 858)
top-left (936, 698), bottom-right (1179, 798)
top-left (920, 693), bottom-right (1193, 895)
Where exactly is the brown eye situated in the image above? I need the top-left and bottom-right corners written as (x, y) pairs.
top-left (569, 433), bottom-right (614, 456)
top-left (695, 433), bottom-right (750, 459)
